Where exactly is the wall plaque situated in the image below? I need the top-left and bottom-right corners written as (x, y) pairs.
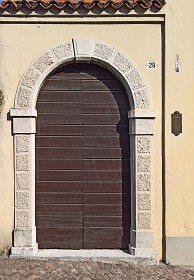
top-left (171, 111), bottom-right (182, 136)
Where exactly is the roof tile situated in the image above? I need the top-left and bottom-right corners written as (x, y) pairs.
top-left (0, 0), bottom-right (165, 10)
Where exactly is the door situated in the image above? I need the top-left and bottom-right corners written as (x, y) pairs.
top-left (35, 63), bottom-right (131, 249)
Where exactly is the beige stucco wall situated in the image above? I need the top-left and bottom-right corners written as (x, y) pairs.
top-left (0, 18), bottom-right (163, 255)
top-left (165, 1), bottom-right (194, 237)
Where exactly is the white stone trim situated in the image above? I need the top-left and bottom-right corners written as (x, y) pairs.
top-left (15, 38), bottom-right (151, 111)
top-left (11, 38), bottom-right (156, 259)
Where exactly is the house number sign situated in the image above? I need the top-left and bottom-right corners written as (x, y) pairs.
top-left (171, 111), bottom-right (182, 136)
top-left (146, 61), bottom-right (158, 69)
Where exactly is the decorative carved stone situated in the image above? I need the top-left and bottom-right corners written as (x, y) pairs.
top-left (16, 155), bottom-right (29, 171)
top-left (16, 173), bottom-right (30, 190)
top-left (137, 174), bottom-right (151, 191)
top-left (138, 193), bottom-right (151, 210)
top-left (94, 43), bottom-right (114, 61)
top-left (17, 88), bottom-right (31, 108)
top-left (137, 136), bottom-right (151, 153)
top-left (137, 155), bottom-right (151, 173)
top-left (33, 52), bottom-right (55, 73)
top-left (134, 89), bottom-right (149, 109)
top-left (21, 67), bottom-right (40, 89)
top-left (138, 213), bottom-right (151, 229)
top-left (113, 52), bottom-right (133, 73)
top-left (16, 192), bottom-right (30, 209)
top-left (52, 42), bottom-right (73, 61)
top-left (16, 136), bottom-right (30, 153)
top-left (126, 69), bottom-right (145, 91)
top-left (16, 211), bottom-right (30, 228)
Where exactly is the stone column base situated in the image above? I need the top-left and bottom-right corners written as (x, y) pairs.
top-left (11, 243), bottom-right (38, 256)
top-left (129, 245), bottom-right (159, 263)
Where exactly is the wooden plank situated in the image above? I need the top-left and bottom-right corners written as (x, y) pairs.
top-left (83, 159), bottom-right (130, 170)
top-left (36, 170), bottom-right (82, 181)
top-left (83, 193), bottom-right (131, 204)
top-left (37, 102), bottom-right (82, 113)
top-left (36, 182), bottom-right (82, 193)
top-left (36, 147), bottom-right (82, 159)
top-left (83, 91), bottom-right (128, 104)
top-left (36, 215), bottom-right (82, 228)
top-left (84, 227), bottom-right (130, 249)
top-left (83, 170), bottom-right (130, 182)
top-left (36, 193), bottom-right (82, 204)
top-left (36, 125), bottom-right (82, 136)
top-left (36, 136), bottom-right (82, 148)
top-left (83, 204), bottom-right (130, 216)
top-left (83, 114), bottom-right (128, 125)
top-left (83, 125), bottom-right (128, 136)
top-left (84, 216), bottom-right (130, 227)
top-left (82, 80), bottom-right (124, 91)
top-left (83, 103), bottom-right (128, 114)
top-left (83, 147), bottom-right (129, 159)
top-left (41, 80), bottom-right (82, 91)
top-left (37, 228), bottom-right (82, 249)
top-left (36, 159), bottom-right (82, 170)
top-left (36, 204), bottom-right (82, 216)
top-left (37, 91), bottom-right (82, 102)
top-left (83, 182), bottom-right (130, 193)
top-left (37, 114), bottom-right (82, 125)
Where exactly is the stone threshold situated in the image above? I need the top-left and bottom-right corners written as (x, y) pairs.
top-left (10, 249), bottom-right (159, 265)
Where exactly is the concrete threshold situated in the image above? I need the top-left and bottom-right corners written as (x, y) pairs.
top-left (10, 249), bottom-right (159, 265)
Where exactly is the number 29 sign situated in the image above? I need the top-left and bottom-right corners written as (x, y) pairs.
top-left (146, 61), bottom-right (158, 70)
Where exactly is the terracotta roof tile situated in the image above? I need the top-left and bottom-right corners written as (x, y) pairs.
top-left (0, 0), bottom-right (165, 10)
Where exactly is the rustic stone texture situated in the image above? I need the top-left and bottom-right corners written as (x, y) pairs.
top-left (16, 172), bottom-right (30, 190)
top-left (16, 154), bottom-right (29, 171)
top-left (137, 155), bottom-right (151, 173)
top-left (138, 193), bottom-right (151, 210)
top-left (137, 136), bottom-right (151, 153)
top-left (16, 135), bottom-right (30, 153)
top-left (138, 212), bottom-right (151, 229)
top-left (94, 43), bottom-right (114, 61)
top-left (113, 52), bottom-right (133, 73)
top-left (137, 174), bottom-right (151, 191)
top-left (17, 88), bottom-right (31, 107)
top-left (134, 89), bottom-right (149, 109)
top-left (33, 52), bottom-right (55, 73)
top-left (21, 67), bottom-right (39, 88)
top-left (126, 69), bottom-right (145, 90)
top-left (52, 42), bottom-right (72, 60)
top-left (16, 192), bottom-right (30, 209)
top-left (16, 211), bottom-right (30, 228)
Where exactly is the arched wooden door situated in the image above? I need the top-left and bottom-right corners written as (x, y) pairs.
top-left (35, 63), bottom-right (131, 249)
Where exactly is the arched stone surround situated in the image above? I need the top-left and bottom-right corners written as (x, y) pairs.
top-left (10, 38), bottom-right (157, 259)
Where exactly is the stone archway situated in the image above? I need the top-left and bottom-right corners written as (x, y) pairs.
top-left (10, 38), bottom-right (156, 258)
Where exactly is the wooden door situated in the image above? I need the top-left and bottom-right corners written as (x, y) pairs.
top-left (35, 63), bottom-right (131, 249)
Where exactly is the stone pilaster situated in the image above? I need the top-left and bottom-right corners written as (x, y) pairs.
top-left (10, 109), bottom-right (38, 256)
top-left (128, 111), bottom-right (157, 259)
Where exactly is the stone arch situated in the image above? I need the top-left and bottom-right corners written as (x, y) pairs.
top-left (15, 38), bottom-right (150, 111)
top-left (10, 38), bottom-right (157, 261)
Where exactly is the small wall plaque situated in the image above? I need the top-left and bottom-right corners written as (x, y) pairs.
top-left (171, 111), bottom-right (182, 136)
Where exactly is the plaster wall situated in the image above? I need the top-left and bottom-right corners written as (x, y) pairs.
top-left (0, 22), bottom-right (162, 256)
top-left (165, 0), bottom-right (194, 237)
top-left (164, 0), bottom-right (194, 265)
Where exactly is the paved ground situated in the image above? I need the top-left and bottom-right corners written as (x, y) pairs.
top-left (0, 256), bottom-right (194, 279)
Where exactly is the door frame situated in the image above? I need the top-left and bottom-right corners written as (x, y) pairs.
top-left (10, 38), bottom-right (157, 258)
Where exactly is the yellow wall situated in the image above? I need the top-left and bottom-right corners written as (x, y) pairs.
top-left (165, 0), bottom-right (194, 236)
top-left (0, 18), bottom-right (163, 254)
